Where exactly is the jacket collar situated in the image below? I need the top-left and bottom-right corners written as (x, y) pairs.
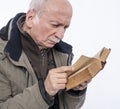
top-left (0, 13), bottom-right (72, 61)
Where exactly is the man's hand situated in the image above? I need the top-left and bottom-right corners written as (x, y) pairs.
top-left (72, 79), bottom-right (92, 91)
top-left (44, 66), bottom-right (73, 96)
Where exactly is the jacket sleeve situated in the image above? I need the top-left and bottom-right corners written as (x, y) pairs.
top-left (58, 90), bottom-right (86, 109)
top-left (0, 71), bottom-right (49, 109)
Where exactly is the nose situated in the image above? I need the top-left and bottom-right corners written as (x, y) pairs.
top-left (55, 27), bottom-right (65, 39)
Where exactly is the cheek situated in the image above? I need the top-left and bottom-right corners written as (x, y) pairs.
top-left (35, 28), bottom-right (52, 43)
top-left (32, 21), bottom-right (56, 41)
top-left (39, 26), bottom-right (56, 40)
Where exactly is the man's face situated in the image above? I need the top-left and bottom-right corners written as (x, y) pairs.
top-left (26, 0), bottom-right (72, 49)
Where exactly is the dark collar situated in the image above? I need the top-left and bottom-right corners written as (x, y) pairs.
top-left (0, 13), bottom-right (72, 61)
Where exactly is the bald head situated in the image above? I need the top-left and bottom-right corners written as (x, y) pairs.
top-left (29, 0), bottom-right (73, 17)
top-left (43, 0), bottom-right (72, 12)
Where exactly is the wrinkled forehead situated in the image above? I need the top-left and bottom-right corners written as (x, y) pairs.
top-left (41, 0), bottom-right (73, 18)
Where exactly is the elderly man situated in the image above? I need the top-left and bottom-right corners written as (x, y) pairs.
top-left (0, 0), bottom-right (89, 109)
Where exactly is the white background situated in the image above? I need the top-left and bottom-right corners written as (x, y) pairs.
top-left (0, 0), bottom-right (120, 109)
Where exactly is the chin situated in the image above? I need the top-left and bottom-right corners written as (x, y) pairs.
top-left (46, 44), bottom-right (55, 48)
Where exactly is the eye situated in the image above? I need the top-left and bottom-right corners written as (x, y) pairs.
top-left (52, 24), bottom-right (60, 28)
top-left (64, 25), bottom-right (69, 29)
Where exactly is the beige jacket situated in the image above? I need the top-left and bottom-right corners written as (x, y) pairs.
top-left (0, 38), bottom-right (86, 109)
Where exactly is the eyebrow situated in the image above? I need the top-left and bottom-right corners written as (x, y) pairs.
top-left (50, 20), bottom-right (69, 27)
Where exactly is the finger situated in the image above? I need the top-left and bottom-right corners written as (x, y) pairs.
top-left (55, 73), bottom-right (67, 79)
top-left (57, 78), bottom-right (67, 84)
top-left (55, 83), bottom-right (66, 90)
top-left (49, 79), bottom-right (66, 91)
top-left (50, 66), bottom-right (73, 74)
top-left (58, 84), bottom-right (66, 89)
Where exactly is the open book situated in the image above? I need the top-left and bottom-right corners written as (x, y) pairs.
top-left (66, 47), bottom-right (111, 90)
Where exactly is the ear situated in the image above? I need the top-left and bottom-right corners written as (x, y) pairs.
top-left (25, 9), bottom-right (36, 28)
